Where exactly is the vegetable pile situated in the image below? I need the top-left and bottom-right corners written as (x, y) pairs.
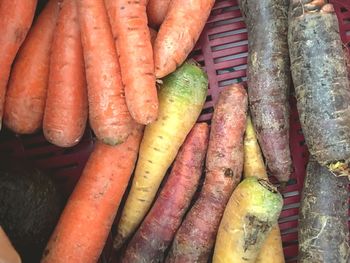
top-left (0, 0), bottom-right (349, 262)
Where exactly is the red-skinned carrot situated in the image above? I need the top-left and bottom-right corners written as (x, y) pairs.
top-left (41, 124), bottom-right (144, 263)
top-left (105, 0), bottom-right (158, 125)
top-left (43, 0), bottom-right (88, 148)
top-left (0, 0), bottom-right (37, 130)
top-left (77, 0), bottom-right (133, 145)
top-left (166, 84), bottom-right (248, 262)
top-left (122, 123), bottom-right (209, 263)
top-left (4, 0), bottom-right (60, 134)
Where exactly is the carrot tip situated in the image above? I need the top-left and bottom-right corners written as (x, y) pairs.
top-left (113, 233), bottom-right (125, 251)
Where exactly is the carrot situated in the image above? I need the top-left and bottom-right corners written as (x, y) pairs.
top-left (213, 177), bottom-right (283, 263)
top-left (0, 227), bottom-right (21, 263)
top-left (147, 0), bottom-right (172, 28)
top-left (43, 0), bottom-right (87, 148)
top-left (166, 84), bottom-right (248, 262)
top-left (244, 116), bottom-right (285, 263)
top-left (298, 158), bottom-right (349, 263)
top-left (113, 61), bottom-right (208, 250)
top-left (288, 1), bottom-right (350, 176)
top-left (238, 0), bottom-right (292, 183)
top-left (105, 0), bottom-right (158, 125)
top-left (149, 27), bottom-right (157, 46)
top-left (3, 0), bottom-right (60, 134)
top-left (0, 0), bottom-right (37, 130)
top-left (154, 0), bottom-right (215, 78)
top-left (122, 123), bottom-right (209, 263)
top-left (77, 0), bottom-right (132, 145)
top-left (41, 124), bottom-right (144, 263)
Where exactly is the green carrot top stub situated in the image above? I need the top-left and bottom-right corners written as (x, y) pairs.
top-left (160, 60), bottom-right (208, 105)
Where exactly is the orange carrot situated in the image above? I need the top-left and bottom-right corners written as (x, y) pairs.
top-left (43, 0), bottom-right (87, 148)
top-left (149, 27), bottom-right (157, 46)
top-left (0, 0), bottom-right (37, 130)
top-left (3, 0), bottom-right (60, 134)
top-left (77, 0), bottom-right (133, 145)
top-left (154, 0), bottom-right (214, 78)
top-left (105, 0), bottom-right (158, 125)
top-left (41, 124), bottom-right (144, 263)
top-left (147, 0), bottom-right (172, 28)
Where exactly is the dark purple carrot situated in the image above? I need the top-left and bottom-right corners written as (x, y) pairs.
top-left (122, 123), bottom-right (209, 263)
top-left (239, 0), bottom-right (292, 183)
top-left (289, 1), bottom-right (350, 176)
top-left (298, 158), bottom-right (349, 263)
top-left (166, 84), bottom-right (248, 263)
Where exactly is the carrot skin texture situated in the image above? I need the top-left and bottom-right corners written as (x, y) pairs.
top-left (122, 123), bottom-right (209, 263)
top-left (3, 0), bottom-right (60, 134)
top-left (147, 0), bottom-right (172, 28)
top-left (288, 2), bottom-right (350, 176)
top-left (238, 0), bottom-right (292, 183)
top-left (41, 125), bottom-right (144, 263)
top-left (114, 61), bottom-right (208, 250)
top-left (213, 177), bottom-right (283, 263)
top-left (43, 0), bottom-right (88, 148)
top-left (243, 116), bottom-right (285, 263)
top-left (166, 84), bottom-right (248, 262)
top-left (107, 0), bottom-right (158, 125)
top-left (77, 0), bottom-right (133, 145)
top-left (298, 159), bottom-right (349, 263)
top-left (154, 0), bottom-right (215, 78)
top-left (0, 0), bottom-right (37, 130)
top-left (149, 27), bottom-right (157, 46)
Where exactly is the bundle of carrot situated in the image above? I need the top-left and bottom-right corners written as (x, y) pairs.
top-left (122, 123), bottom-right (209, 262)
top-left (114, 60), bottom-right (208, 250)
top-left (0, 0), bottom-right (216, 150)
top-left (166, 84), bottom-right (248, 262)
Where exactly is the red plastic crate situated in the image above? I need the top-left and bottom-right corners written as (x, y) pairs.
top-left (1, 1), bottom-right (349, 262)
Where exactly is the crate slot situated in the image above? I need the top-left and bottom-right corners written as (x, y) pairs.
top-left (208, 15), bottom-right (244, 28)
top-left (208, 27), bottom-right (247, 40)
top-left (218, 76), bottom-right (246, 87)
top-left (211, 39), bottom-right (248, 52)
top-left (216, 64), bottom-right (247, 75)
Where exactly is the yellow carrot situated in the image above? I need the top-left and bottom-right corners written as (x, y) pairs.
top-left (244, 116), bottom-right (285, 263)
top-left (113, 61), bottom-right (208, 250)
top-left (213, 177), bottom-right (283, 263)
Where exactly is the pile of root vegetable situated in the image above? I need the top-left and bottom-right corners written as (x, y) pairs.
top-left (0, 0), bottom-right (349, 262)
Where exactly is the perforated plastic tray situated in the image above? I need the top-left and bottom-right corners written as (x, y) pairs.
top-left (1, 1), bottom-right (349, 262)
